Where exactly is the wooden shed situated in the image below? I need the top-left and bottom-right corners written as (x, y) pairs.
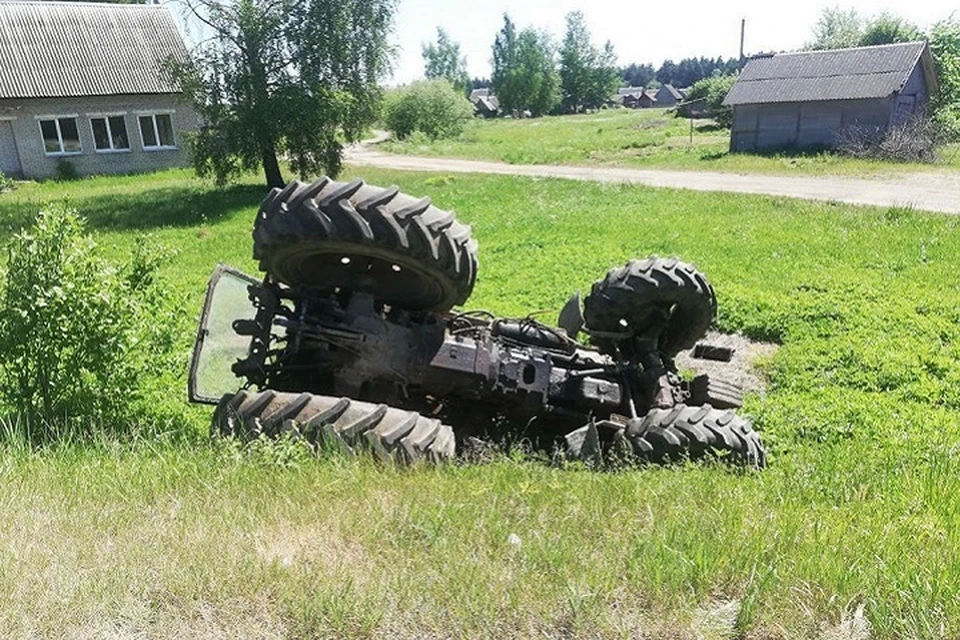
top-left (724, 41), bottom-right (938, 152)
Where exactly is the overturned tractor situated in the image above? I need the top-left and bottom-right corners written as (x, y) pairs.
top-left (189, 177), bottom-right (765, 467)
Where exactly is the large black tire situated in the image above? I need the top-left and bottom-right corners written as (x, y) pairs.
top-left (628, 404), bottom-right (766, 467)
top-left (253, 177), bottom-right (479, 312)
top-left (213, 390), bottom-right (456, 463)
top-left (583, 257), bottom-right (716, 357)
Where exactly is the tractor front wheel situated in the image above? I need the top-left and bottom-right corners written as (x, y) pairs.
top-left (213, 390), bottom-right (456, 463)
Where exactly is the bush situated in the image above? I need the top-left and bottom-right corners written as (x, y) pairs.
top-left (384, 79), bottom-right (474, 140)
top-left (55, 158), bottom-right (79, 181)
top-left (681, 74), bottom-right (737, 128)
top-left (0, 206), bottom-right (177, 441)
top-left (837, 116), bottom-right (944, 163)
top-left (0, 171), bottom-right (13, 193)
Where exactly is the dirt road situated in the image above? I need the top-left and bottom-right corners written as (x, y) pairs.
top-left (346, 145), bottom-right (960, 214)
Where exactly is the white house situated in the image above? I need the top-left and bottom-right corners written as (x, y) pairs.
top-left (0, 1), bottom-right (198, 179)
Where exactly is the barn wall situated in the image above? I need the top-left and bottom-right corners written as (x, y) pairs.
top-left (730, 105), bottom-right (758, 151)
top-left (797, 102), bottom-right (842, 147)
top-left (0, 94), bottom-right (197, 179)
top-left (890, 64), bottom-right (929, 125)
top-left (839, 99), bottom-right (891, 130)
top-left (731, 98), bottom-right (893, 152)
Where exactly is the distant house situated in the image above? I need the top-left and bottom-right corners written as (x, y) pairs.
top-left (615, 87), bottom-right (656, 109)
top-left (470, 88), bottom-right (500, 118)
top-left (724, 41), bottom-right (937, 152)
top-left (630, 92), bottom-right (657, 109)
top-left (654, 85), bottom-right (683, 107)
top-left (0, 2), bottom-right (197, 179)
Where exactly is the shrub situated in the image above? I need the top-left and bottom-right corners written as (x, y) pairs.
top-left (384, 79), bottom-right (474, 140)
top-left (681, 74), bottom-right (737, 128)
top-left (0, 171), bottom-right (13, 193)
top-left (0, 205), bottom-right (177, 441)
top-left (55, 158), bottom-right (79, 181)
top-left (837, 116), bottom-right (944, 163)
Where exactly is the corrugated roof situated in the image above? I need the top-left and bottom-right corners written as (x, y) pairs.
top-left (659, 84), bottom-right (682, 100)
top-left (0, 1), bottom-right (189, 99)
top-left (724, 41), bottom-right (933, 106)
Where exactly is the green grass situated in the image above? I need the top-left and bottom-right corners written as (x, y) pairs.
top-left (380, 108), bottom-right (960, 176)
top-left (3, 168), bottom-right (960, 637)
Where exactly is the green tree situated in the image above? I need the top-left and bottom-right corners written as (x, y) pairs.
top-left (620, 62), bottom-right (655, 88)
top-left (656, 59), bottom-right (677, 85)
top-left (384, 79), bottom-right (474, 140)
top-left (859, 13), bottom-right (922, 46)
top-left (175, 0), bottom-right (396, 188)
top-left (422, 28), bottom-right (470, 95)
top-left (683, 74), bottom-right (737, 127)
top-left (559, 11), bottom-right (619, 113)
top-left (809, 7), bottom-right (863, 50)
top-left (929, 18), bottom-right (960, 139)
top-left (491, 14), bottom-right (560, 116)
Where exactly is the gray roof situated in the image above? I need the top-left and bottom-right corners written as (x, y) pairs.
top-left (658, 84), bottom-right (682, 100)
top-left (724, 41), bottom-right (936, 106)
top-left (474, 95), bottom-right (499, 112)
top-left (0, 1), bottom-right (189, 99)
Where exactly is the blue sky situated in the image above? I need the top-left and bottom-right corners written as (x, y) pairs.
top-left (389, 0), bottom-right (957, 84)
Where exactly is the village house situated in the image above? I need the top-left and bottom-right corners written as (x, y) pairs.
top-left (653, 84), bottom-right (683, 107)
top-left (0, 1), bottom-right (197, 179)
top-left (613, 87), bottom-right (656, 109)
top-left (724, 41), bottom-right (937, 152)
top-left (469, 88), bottom-right (500, 118)
top-left (625, 92), bottom-right (656, 109)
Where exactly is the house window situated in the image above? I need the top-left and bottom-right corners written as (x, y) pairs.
top-left (91, 116), bottom-right (130, 152)
top-left (138, 113), bottom-right (176, 149)
top-left (38, 117), bottom-right (81, 155)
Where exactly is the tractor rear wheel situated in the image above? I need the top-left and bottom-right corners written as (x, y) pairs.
top-left (213, 390), bottom-right (457, 463)
top-left (253, 177), bottom-right (478, 312)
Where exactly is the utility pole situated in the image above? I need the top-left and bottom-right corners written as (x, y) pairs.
top-left (740, 18), bottom-right (746, 62)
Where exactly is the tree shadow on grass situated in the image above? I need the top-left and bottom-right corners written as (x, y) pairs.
top-left (695, 122), bottom-right (727, 134)
top-left (700, 151), bottom-right (728, 161)
top-left (0, 182), bottom-right (267, 233)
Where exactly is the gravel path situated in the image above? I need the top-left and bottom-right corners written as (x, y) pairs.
top-left (345, 144), bottom-right (960, 214)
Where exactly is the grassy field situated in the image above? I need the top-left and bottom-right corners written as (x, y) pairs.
top-left (3, 168), bottom-right (960, 637)
top-left (380, 108), bottom-right (960, 176)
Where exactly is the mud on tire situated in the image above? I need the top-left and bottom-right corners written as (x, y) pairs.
top-left (629, 404), bottom-right (766, 467)
top-left (583, 257), bottom-right (716, 357)
top-left (213, 391), bottom-right (456, 463)
top-left (253, 177), bottom-right (479, 312)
